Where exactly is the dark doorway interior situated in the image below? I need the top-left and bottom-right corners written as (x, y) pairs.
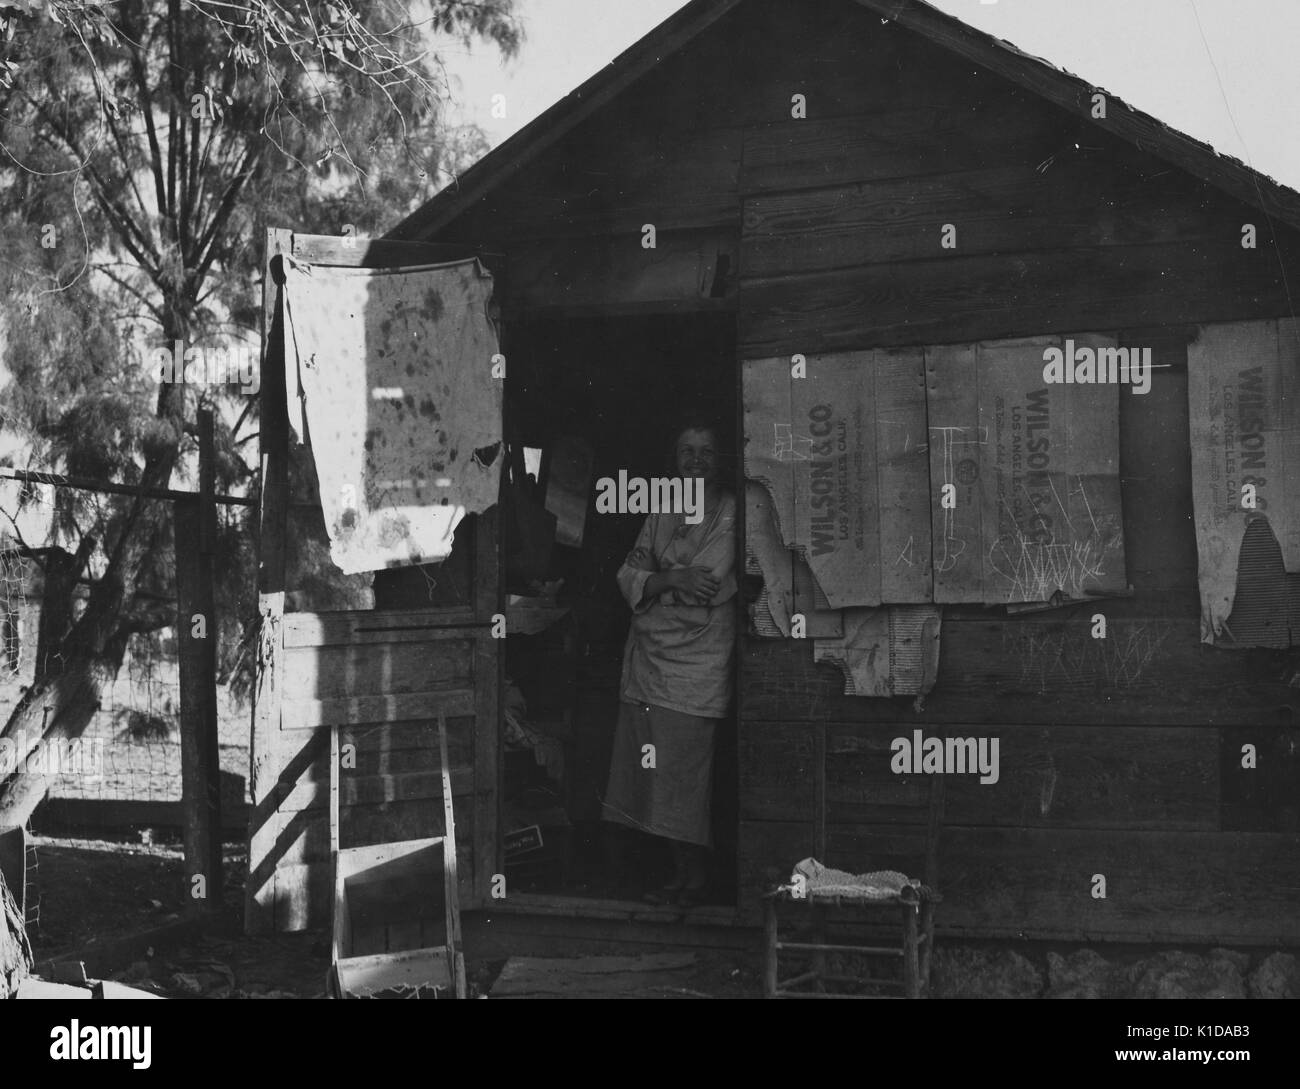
top-left (499, 311), bottom-right (739, 905)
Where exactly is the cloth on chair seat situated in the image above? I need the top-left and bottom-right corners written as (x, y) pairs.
top-left (782, 857), bottom-right (921, 901)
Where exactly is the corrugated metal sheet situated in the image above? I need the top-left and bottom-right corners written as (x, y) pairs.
top-left (1217, 518), bottom-right (1297, 648)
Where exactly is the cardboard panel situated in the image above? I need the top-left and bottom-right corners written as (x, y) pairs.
top-left (929, 335), bottom-right (1127, 604)
top-left (744, 352), bottom-right (929, 608)
top-left (792, 352), bottom-right (883, 606)
top-left (1188, 318), bottom-right (1300, 644)
top-left (927, 343), bottom-right (983, 601)
top-left (876, 348), bottom-right (932, 600)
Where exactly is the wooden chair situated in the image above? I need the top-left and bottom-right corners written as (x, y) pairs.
top-left (328, 713), bottom-right (467, 999)
top-left (762, 775), bottom-right (944, 999)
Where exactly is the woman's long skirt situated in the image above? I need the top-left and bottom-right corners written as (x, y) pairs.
top-left (600, 700), bottom-right (717, 847)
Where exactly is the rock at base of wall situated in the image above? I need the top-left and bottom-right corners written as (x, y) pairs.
top-left (932, 947), bottom-right (1042, 998)
top-left (1247, 952), bottom-right (1297, 999)
top-left (1129, 950), bottom-right (1247, 999)
top-left (1045, 949), bottom-right (1131, 998)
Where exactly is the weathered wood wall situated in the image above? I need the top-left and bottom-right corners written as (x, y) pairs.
top-left (418, 0), bottom-right (1300, 943)
top-left (250, 234), bottom-right (501, 934)
top-left (252, 609), bottom-right (490, 932)
top-left (727, 0), bottom-right (1300, 942)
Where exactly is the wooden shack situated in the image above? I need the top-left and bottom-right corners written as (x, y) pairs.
top-left (250, 0), bottom-right (1300, 949)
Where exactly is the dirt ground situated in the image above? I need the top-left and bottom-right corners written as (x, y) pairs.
top-left (27, 836), bottom-right (329, 998)
top-left (30, 835), bottom-right (1291, 999)
top-left (24, 835), bottom-right (760, 998)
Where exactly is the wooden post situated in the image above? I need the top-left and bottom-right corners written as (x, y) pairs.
top-left (247, 228), bottom-right (292, 933)
top-left (762, 896), bottom-right (779, 998)
top-left (177, 444), bottom-right (221, 917)
top-left (902, 904), bottom-right (920, 999)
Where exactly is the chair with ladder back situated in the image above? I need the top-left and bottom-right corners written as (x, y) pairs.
top-left (762, 773), bottom-right (944, 998)
top-left (327, 711), bottom-right (467, 999)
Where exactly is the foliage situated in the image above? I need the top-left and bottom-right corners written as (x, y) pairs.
top-left (0, 0), bottom-right (519, 701)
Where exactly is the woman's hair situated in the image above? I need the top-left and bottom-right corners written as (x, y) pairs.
top-left (664, 410), bottom-right (730, 475)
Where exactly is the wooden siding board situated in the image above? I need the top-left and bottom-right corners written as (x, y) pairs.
top-left (822, 724), bottom-right (1218, 830)
top-left (279, 689), bottom-right (477, 731)
top-left (743, 722), bottom-right (1217, 830)
top-left (280, 640), bottom-right (474, 700)
top-left (740, 606), bottom-right (1300, 727)
top-left (738, 241), bottom-right (1300, 358)
top-left (282, 608), bottom-right (478, 647)
top-left (739, 102), bottom-right (1064, 196)
top-left (739, 721), bottom-right (817, 823)
top-left (828, 825), bottom-right (1300, 945)
top-left (505, 229), bottom-right (739, 315)
top-left (740, 165), bottom-right (1231, 277)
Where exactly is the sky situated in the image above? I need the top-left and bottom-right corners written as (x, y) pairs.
top-left (440, 0), bottom-right (1300, 192)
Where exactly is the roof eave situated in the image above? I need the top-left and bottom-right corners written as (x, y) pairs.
top-left (386, 0), bottom-right (745, 243)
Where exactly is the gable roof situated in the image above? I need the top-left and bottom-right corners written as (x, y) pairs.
top-left (389, 0), bottom-right (1300, 242)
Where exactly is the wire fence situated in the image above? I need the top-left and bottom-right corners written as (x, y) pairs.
top-left (0, 493), bottom-right (250, 948)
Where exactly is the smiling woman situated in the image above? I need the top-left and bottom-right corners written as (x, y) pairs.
top-left (600, 413), bottom-right (737, 907)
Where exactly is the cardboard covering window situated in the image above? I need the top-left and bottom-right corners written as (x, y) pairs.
top-left (281, 257), bottom-right (502, 575)
top-left (926, 335), bottom-right (1127, 605)
top-left (743, 337), bottom-right (1128, 610)
top-left (1188, 318), bottom-right (1300, 646)
top-left (742, 350), bottom-right (931, 609)
top-left (743, 336), bottom-right (1131, 697)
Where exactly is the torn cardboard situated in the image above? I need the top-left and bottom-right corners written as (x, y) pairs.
top-left (813, 606), bottom-right (941, 697)
top-left (1188, 318), bottom-right (1300, 645)
top-left (746, 480), bottom-right (842, 638)
top-left (281, 257), bottom-right (502, 575)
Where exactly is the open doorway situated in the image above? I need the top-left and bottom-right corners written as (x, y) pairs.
top-left (497, 311), bottom-right (739, 906)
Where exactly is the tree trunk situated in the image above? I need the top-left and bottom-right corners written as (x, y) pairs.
top-left (0, 632), bottom-right (130, 827)
top-left (0, 303), bottom-right (192, 827)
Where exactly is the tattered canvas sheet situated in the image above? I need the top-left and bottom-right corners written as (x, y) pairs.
top-left (1188, 318), bottom-right (1300, 645)
top-left (927, 335), bottom-right (1127, 605)
top-left (281, 257), bottom-right (501, 574)
top-left (742, 352), bottom-right (930, 608)
top-left (813, 606), bottom-right (941, 697)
